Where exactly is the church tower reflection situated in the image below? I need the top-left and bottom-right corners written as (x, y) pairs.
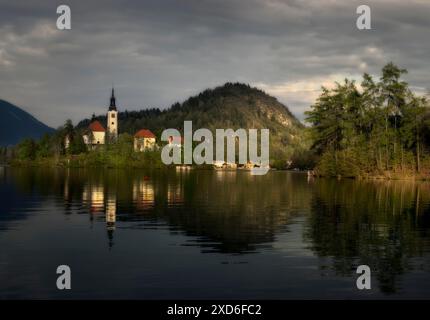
top-left (106, 192), bottom-right (117, 249)
top-left (82, 182), bottom-right (118, 249)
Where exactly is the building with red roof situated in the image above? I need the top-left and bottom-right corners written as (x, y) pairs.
top-left (88, 120), bottom-right (106, 132)
top-left (135, 129), bottom-right (156, 139)
top-left (134, 129), bottom-right (157, 151)
top-left (81, 88), bottom-right (119, 149)
top-left (83, 120), bottom-right (106, 147)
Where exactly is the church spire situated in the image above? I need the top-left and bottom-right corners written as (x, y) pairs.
top-left (109, 86), bottom-right (117, 111)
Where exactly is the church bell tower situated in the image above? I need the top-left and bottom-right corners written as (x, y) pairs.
top-left (107, 87), bottom-right (118, 141)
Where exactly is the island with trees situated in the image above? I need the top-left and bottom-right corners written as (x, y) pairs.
top-left (2, 64), bottom-right (429, 179)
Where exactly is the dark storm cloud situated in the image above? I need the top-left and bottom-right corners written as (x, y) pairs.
top-left (0, 0), bottom-right (429, 126)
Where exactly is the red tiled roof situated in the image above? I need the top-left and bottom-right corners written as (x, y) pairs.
top-left (135, 129), bottom-right (156, 138)
top-left (89, 120), bottom-right (105, 132)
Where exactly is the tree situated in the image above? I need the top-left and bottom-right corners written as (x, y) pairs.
top-left (379, 62), bottom-right (409, 169)
top-left (16, 138), bottom-right (37, 160)
top-left (306, 63), bottom-right (430, 177)
top-left (400, 94), bottom-right (427, 171)
top-left (59, 119), bottom-right (88, 155)
top-left (68, 134), bottom-right (87, 155)
top-left (36, 134), bottom-right (53, 158)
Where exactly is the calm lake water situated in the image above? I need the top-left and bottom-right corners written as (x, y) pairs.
top-left (1, 167), bottom-right (430, 299)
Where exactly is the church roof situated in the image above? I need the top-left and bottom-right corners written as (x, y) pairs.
top-left (109, 87), bottom-right (117, 111)
top-left (135, 129), bottom-right (156, 138)
top-left (89, 120), bottom-right (106, 132)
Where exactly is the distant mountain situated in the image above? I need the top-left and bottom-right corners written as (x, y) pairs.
top-left (0, 99), bottom-right (55, 146)
top-left (78, 83), bottom-right (305, 160)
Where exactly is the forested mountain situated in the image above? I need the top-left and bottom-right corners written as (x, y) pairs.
top-left (78, 82), bottom-right (307, 164)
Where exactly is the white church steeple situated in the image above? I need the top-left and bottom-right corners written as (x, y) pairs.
top-left (107, 87), bottom-right (118, 141)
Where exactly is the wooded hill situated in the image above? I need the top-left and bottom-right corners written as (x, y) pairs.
top-left (77, 82), bottom-right (309, 167)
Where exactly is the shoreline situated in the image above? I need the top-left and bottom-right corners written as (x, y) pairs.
top-left (310, 172), bottom-right (430, 181)
top-left (5, 161), bottom-right (430, 181)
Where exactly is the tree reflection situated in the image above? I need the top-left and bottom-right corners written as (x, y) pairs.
top-left (3, 167), bottom-right (430, 295)
top-left (305, 178), bottom-right (430, 293)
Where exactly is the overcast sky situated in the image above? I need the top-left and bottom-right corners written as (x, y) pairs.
top-left (0, 0), bottom-right (429, 128)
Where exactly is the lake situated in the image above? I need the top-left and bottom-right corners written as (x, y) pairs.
top-left (1, 167), bottom-right (430, 299)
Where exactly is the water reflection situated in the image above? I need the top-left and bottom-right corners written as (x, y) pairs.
top-left (83, 185), bottom-right (105, 214)
top-left (106, 192), bottom-right (116, 249)
top-left (1, 167), bottom-right (430, 295)
top-left (167, 183), bottom-right (183, 205)
top-left (81, 178), bottom-right (118, 248)
top-left (2, 168), bottom-right (310, 252)
top-left (133, 179), bottom-right (155, 210)
top-left (305, 178), bottom-right (430, 294)
top-left (0, 166), bottom-right (5, 180)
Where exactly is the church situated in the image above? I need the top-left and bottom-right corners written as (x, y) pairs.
top-left (83, 88), bottom-right (156, 151)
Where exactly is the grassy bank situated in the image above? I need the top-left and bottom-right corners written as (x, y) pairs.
top-left (10, 149), bottom-right (165, 169)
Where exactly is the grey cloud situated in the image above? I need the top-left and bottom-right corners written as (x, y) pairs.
top-left (0, 0), bottom-right (429, 127)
